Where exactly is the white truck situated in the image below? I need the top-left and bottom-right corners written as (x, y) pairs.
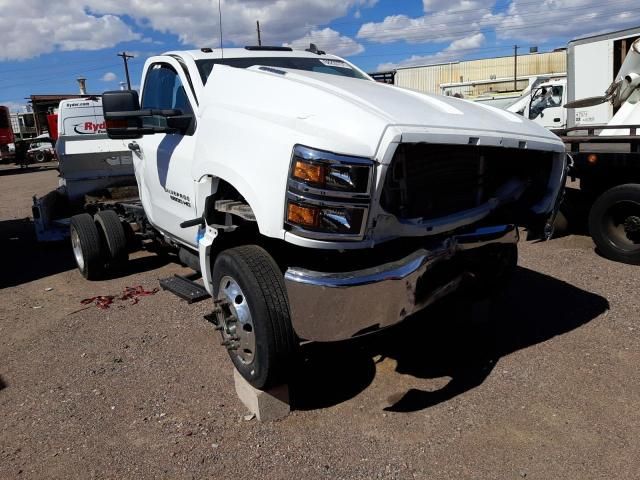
top-left (512, 26), bottom-right (640, 130)
top-left (69, 45), bottom-right (566, 389)
top-left (32, 97), bottom-right (135, 241)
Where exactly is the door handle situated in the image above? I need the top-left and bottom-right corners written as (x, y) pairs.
top-left (554, 118), bottom-right (561, 122)
top-left (128, 141), bottom-right (140, 152)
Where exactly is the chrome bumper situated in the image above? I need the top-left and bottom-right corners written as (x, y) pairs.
top-left (284, 224), bottom-right (518, 342)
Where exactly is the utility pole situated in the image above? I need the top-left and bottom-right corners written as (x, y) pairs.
top-left (256, 21), bottom-right (262, 46)
top-left (117, 52), bottom-right (134, 90)
top-left (513, 45), bottom-right (518, 92)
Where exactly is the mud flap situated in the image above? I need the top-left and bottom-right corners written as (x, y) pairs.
top-left (198, 225), bottom-right (219, 296)
top-left (32, 190), bottom-right (69, 242)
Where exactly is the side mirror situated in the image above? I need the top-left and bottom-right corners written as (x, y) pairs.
top-left (102, 90), bottom-right (195, 139)
top-left (103, 90), bottom-right (143, 140)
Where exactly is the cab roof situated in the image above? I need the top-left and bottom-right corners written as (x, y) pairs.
top-left (163, 46), bottom-right (343, 62)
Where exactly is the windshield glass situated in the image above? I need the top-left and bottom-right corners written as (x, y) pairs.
top-left (196, 57), bottom-right (369, 84)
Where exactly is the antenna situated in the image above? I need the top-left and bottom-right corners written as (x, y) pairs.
top-left (256, 20), bottom-right (262, 46)
top-left (218, 0), bottom-right (224, 59)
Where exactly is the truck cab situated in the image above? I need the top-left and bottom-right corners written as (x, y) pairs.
top-left (523, 78), bottom-right (568, 130)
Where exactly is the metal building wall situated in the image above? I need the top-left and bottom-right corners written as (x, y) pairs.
top-left (394, 51), bottom-right (567, 95)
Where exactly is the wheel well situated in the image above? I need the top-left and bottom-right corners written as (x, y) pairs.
top-left (203, 179), bottom-right (259, 242)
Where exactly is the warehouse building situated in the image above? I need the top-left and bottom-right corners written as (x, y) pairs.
top-left (372, 50), bottom-right (567, 100)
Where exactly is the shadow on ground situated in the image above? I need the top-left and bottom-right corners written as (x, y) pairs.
top-left (0, 376), bottom-right (6, 391)
top-left (0, 218), bottom-right (171, 289)
top-left (291, 266), bottom-right (609, 413)
top-left (0, 165), bottom-right (58, 177)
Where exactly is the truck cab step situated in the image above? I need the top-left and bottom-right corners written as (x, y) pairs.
top-left (159, 275), bottom-right (210, 304)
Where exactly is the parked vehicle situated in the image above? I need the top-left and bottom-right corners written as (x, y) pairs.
top-left (26, 134), bottom-right (55, 163)
top-left (556, 37), bottom-right (640, 265)
top-left (511, 26), bottom-right (640, 130)
top-left (32, 96), bottom-right (135, 241)
top-left (0, 106), bottom-right (15, 163)
top-left (69, 45), bottom-right (566, 389)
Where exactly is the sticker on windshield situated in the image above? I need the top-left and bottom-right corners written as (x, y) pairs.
top-left (319, 59), bottom-right (352, 69)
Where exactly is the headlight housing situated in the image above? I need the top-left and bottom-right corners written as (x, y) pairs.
top-left (285, 145), bottom-right (374, 240)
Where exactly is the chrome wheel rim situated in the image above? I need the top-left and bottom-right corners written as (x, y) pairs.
top-left (71, 228), bottom-right (85, 271)
top-left (217, 276), bottom-right (255, 365)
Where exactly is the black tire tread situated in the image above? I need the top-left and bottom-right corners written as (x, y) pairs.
top-left (70, 213), bottom-right (104, 280)
top-left (214, 245), bottom-right (295, 389)
top-left (94, 210), bottom-right (128, 266)
top-left (588, 183), bottom-right (640, 265)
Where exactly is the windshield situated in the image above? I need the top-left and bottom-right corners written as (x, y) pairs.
top-left (196, 57), bottom-right (369, 84)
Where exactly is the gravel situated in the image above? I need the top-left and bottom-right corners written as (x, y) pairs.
top-left (0, 165), bottom-right (638, 479)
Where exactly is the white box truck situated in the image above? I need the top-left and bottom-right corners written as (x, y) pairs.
top-left (32, 97), bottom-right (136, 241)
top-left (515, 26), bottom-right (640, 130)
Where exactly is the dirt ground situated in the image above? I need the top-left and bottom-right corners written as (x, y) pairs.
top-left (1, 164), bottom-right (638, 480)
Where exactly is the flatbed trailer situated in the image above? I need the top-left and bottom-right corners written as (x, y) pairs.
top-left (556, 124), bottom-right (640, 264)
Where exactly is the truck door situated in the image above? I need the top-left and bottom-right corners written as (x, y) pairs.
top-left (527, 85), bottom-right (566, 129)
top-left (136, 61), bottom-right (200, 246)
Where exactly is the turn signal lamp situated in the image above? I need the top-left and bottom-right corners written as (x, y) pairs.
top-left (287, 203), bottom-right (319, 228)
top-left (293, 160), bottom-right (324, 185)
top-left (588, 153), bottom-right (598, 165)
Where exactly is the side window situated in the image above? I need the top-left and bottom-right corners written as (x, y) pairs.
top-left (141, 63), bottom-right (193, 115)
top-left (529, 85), bottom-right (563, 120)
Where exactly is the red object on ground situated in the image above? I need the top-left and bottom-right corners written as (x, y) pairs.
top-left (81, 286), bottom-right (159, 310)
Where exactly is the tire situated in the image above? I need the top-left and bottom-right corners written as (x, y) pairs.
top-left (70, 213), bottom-right (105, 280)
top-left (94, 210), bottom-right (129, 268)
top-left (211, 245), bottom-right (296, 389)
top-left (589, 184), bottom-right (640, 265)
top-left (34, 151), bottom-right (46, 163)
top-left (552, 209), bottom-right (569, 238)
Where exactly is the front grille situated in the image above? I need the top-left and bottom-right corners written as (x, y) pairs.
top-left (381, 143), bottom-right (553, 220)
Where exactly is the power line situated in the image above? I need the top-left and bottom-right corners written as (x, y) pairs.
top-left (329, 0), bottom-right (635, 28)
top-left (301, 8), bottom-right (640, 53)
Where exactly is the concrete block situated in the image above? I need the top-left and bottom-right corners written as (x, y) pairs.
top-left (233, 369), bottom-right (290, 422)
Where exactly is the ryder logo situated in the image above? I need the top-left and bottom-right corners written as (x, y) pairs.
top-left (73, 121), bottom-right (106, 135)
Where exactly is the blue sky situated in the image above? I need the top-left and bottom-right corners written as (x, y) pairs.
top-left (1, 0), bottom-right (638, 111)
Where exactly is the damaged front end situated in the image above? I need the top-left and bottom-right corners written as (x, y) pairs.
top-left (282, 137), bottom-right (566, 342)
top-left (375, 142), bottom-right (567, 242)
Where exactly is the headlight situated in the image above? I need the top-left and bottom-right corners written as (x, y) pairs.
top-left (285, 145), bottom-right (374, 240)
top-left (286, 201), bottom-right (366, 236)
top-left (289, 145), bottom-right (373, 196)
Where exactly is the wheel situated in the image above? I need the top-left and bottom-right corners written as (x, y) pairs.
top-left (34, 151), bottom-right (46, 163)
top-left (211, 245), bottom-right (296, 389)
top-left (589, 184), bottom-right (640, 265)
top-left (70, 213), bottom-right (105, 280)
top-left (551, 209), bottom-right (569, 238)
top-left (94, 210), bottom-right (128, 269)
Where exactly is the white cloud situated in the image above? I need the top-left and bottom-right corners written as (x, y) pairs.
top-left (92, 0), bottom-right (377, 49)
top-left (285, 28), bottom-right (364, 57)
top-left (496, 0), bottom-right (639, 43)
top-left (358, 1), bottom-right (499, 45)
top-left (101, 72), bottom-right (118, 82)
top-left (378, 32), bottom-right (485, 70)
top-left (0, 101), bottom-right (28, 113)
top-left (0, 0), bottom-right (378, 61)
top-left (0, 2), bottom-right (140, 61)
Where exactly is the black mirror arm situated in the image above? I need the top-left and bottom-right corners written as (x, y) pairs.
top-left (105, 108), bottom-right (183, 120)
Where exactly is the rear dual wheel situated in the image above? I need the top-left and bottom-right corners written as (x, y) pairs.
top-left (70, 211), bottom-right (129, 279)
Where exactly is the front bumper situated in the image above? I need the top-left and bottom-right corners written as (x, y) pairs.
top-left (284, 224), bottom-right (518, 342)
